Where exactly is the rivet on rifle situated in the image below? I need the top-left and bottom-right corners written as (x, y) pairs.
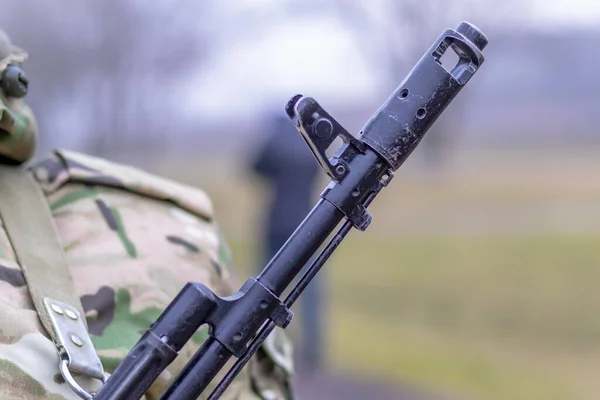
top-left (335, 165), bottom-right (346, 175)
top-left (51, 304), bottom-right (64, 315)
top-left (65, 309), bottom-right (78, 320)
top-left (70, 334), bottom-right (84, 347)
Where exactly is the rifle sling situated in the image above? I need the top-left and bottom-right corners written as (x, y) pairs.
top-left (0, 165), bottom-right (105, 383)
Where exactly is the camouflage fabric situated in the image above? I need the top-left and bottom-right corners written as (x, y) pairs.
top-left (0, 90), bottom-right (37, 164)
top-left (0, 149), bottom-right (294, 399)
top-left (0, 29), bottom-right (37, 165)
top-left (0, 29), bottom-right (27, 62)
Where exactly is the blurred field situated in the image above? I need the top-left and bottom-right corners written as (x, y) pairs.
top-left (157, 147), bottom-right (600, 400)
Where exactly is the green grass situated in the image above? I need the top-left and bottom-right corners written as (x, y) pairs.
top-left (229, 235), bottom-right (600, 400)
top-left (153, 148), bottom-right (600, 400)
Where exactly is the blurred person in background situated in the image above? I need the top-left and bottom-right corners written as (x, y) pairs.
top-left (0, 28), bottom-right (294, 400)
top-left (251, 112), bottom-right (323, 373)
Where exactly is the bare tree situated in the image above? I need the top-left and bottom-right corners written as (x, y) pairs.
top-left (0, 0), bottom-right (221, 161)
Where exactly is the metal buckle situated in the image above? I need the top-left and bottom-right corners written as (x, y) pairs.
top-left (44, 298), bottom-right (106, 399)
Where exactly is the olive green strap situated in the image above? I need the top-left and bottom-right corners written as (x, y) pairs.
top-left (0, 165), bottom-right (105, 386)
top-left (0, 165), bottom-right (85, 335)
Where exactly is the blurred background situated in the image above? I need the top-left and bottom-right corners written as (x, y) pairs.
top-left (3, 0), bottom-right (600, 399)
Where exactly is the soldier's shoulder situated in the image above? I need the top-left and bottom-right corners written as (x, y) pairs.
top-left (29, 149), bottom-right (214, 221)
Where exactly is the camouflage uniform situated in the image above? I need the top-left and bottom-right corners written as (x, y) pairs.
top-left (0, 31), bottom-right (294, 400)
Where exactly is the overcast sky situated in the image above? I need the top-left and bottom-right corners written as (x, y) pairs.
top-left (531, 0), bottom-right (600, 25)
top-left (183, 0), bottom-right (600, 121)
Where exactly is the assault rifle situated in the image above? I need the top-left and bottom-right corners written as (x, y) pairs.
top-left (93, 21), bottom-right (488, 400)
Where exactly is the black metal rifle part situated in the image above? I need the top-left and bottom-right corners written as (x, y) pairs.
top-left (92, 21), bottom-right (488, 400)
